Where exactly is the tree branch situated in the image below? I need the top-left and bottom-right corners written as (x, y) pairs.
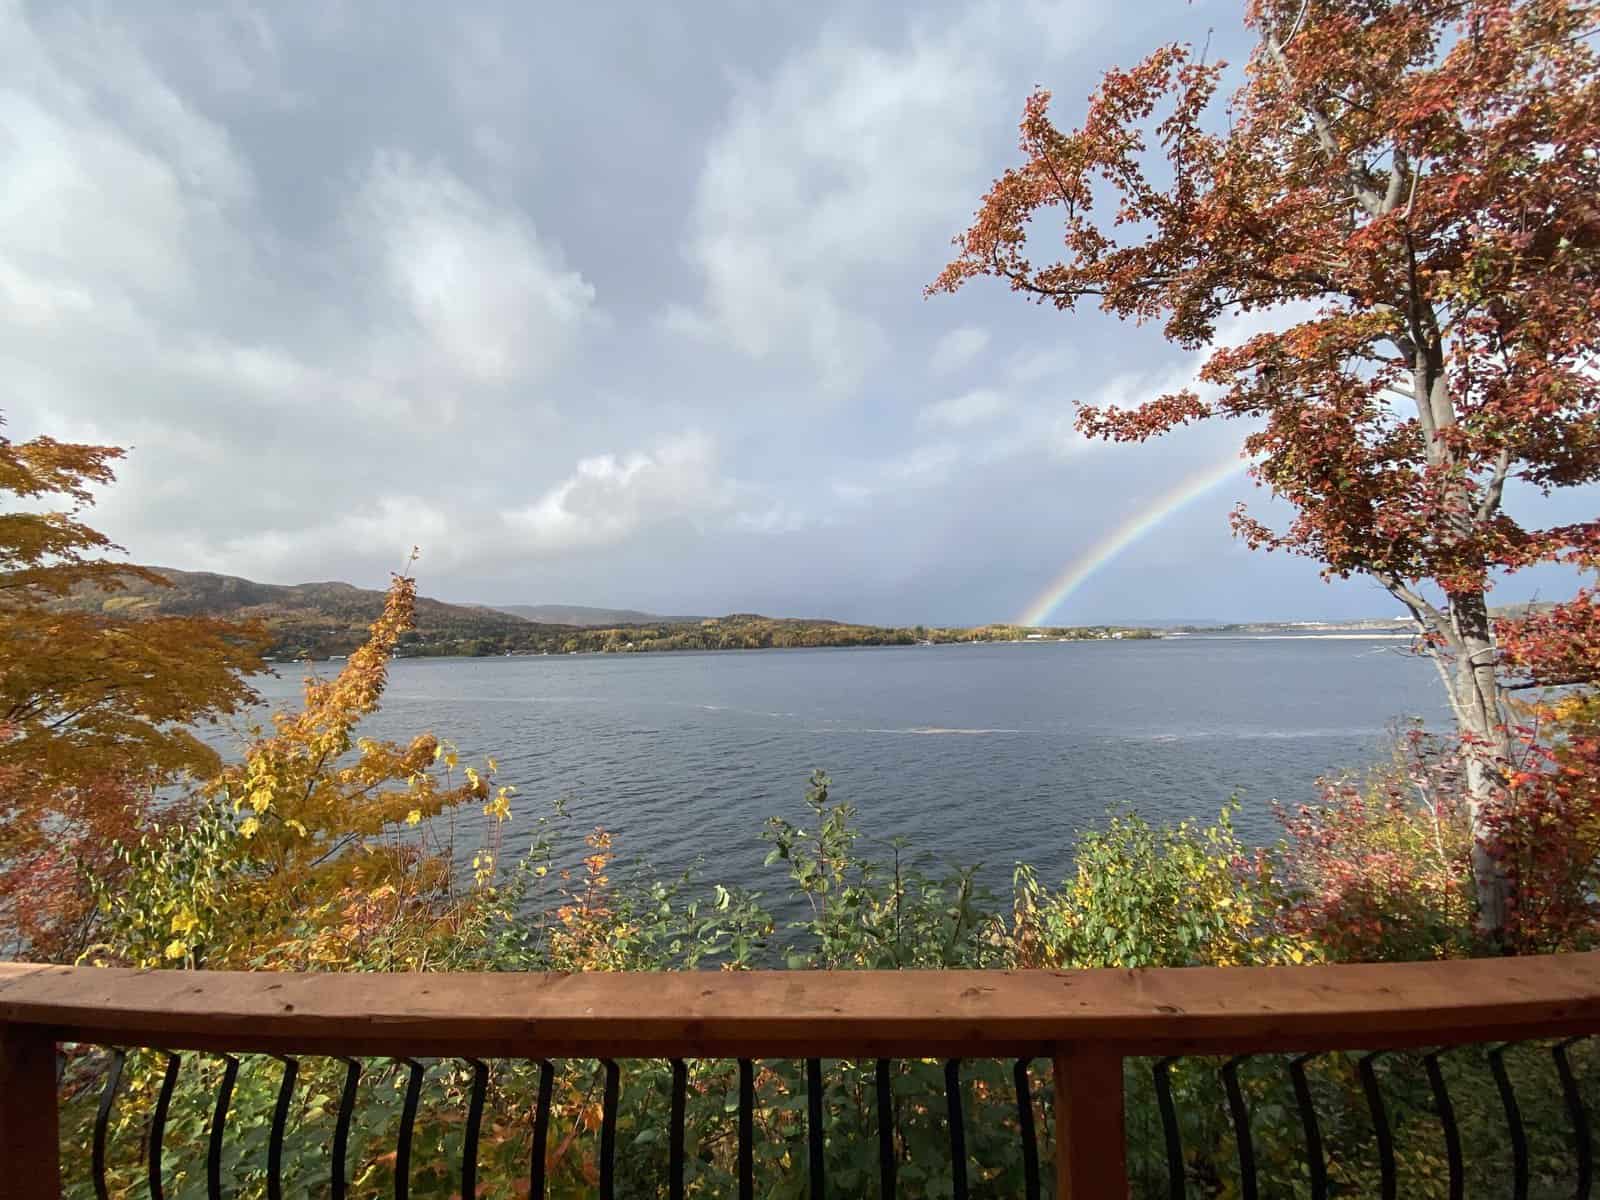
top-left (1263, 31), bottom-right (1387, 217)
top-left (1476, 448), bottom-right (1513, 523)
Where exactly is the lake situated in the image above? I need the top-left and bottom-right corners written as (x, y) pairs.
top-left (226, 636), bottom-right (1448, 900)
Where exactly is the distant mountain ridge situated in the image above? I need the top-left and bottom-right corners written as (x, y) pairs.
top-left (48, 566), bottom-right (555, 658)
top-left (489, 603), bottom-right (705, 627)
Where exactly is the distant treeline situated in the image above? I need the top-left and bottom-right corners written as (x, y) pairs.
top-left (43, 563), bottom-right (1162, 661)
top-left (385, 617), bottom-right (1160, 659)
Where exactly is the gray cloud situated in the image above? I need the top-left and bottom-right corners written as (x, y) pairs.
top-left (3, 0), bottom-right (1590, 625)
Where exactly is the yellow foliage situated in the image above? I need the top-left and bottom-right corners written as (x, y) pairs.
top-left (203, 567), bottom-right (502, 965)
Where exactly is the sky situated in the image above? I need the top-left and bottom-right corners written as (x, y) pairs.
top-left (1, 0), bottom-right (1591, 626)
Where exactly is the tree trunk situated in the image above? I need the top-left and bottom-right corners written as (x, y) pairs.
top-left (1403, 330), bottom-right (1514, 938)
top-left (1444, 589), bottom-right (1514, 940)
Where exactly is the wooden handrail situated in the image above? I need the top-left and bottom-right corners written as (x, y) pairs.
top-left (5, 955), bottom-right (1600, 1199)
top-left (4, 953), bottom-right (1600, 1059)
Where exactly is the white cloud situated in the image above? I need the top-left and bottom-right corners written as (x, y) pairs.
top-left (351, 151), bottom-right (596, 385)
top-left (667, 26), bottom-right (1000, 394)
top-left (1007, 345), bottom-right (1079, 385)
top-left (929, 326), bottom-right (990, 375)
top-left (0, 6), bottom-right (251, 314)
top-left (918, 387), bottom-right (1012, 430)
top-left (505, 432), bottom-right (734, 553)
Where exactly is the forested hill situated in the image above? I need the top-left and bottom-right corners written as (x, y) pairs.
top-left (47, 566), bottom-right (1159, 659)
top-left (48, 567), bottom-right (545, 659)
top-left (489, 603), bottom-right (704, 626)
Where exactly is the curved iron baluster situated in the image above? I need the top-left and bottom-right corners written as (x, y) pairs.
top-left (332, 1057), bottom-right (362, 1200)
top-left (1490, 1043), bottom-right (1529, 1200)
top-left (267, 1055), bottom-right (299, 1200)
top-left (462, 1059), bottom-right (488, 1200)
top-left (529, 1059), bottom-right (554, 1200)
top-left (395, 1058), bottom-right (426, 1200)
top-left (1422, 1049), bottom-right (1464, 1200)
top-left (944, 1059), bottom-right (969, 1200)
top-left (877, 1059), bottom-right (897, 1200)
top-left (599, 1059), bottom-right (620, 1200)
top-left (207, 1055), bottom-right (240, 1200)
top-left (149, 1052), bottom-right (181, 1200)
top-left (1357, 1052), bottom-right (1396, 1200)
top-left (1287, 1054), bottom-right (1327, 1200)
top-left (806, 1057), bottom-right (825, 1200)
top-left (1153, 1057), bottom-right (1185, 1200)
top-left (1222, 1056), bottom-right (1258, 1200)
top-left (738, 1059), bottom-right (755, 1200)
top-left (669, 1058), bottom-right (688, 1200)
top-left (1555, 1037), bottom-right (1592, 1200)
top-left (92, 1047), bottom-right (126, 1200)
top-left (1010, 1059), bottom-right (1040, 1200)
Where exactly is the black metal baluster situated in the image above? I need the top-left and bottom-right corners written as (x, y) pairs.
top-left (877, 1059), bottom-right (897, 1200)
top-left (266, 1055), bottom-right (299, 1200)
top-left (944, 1059), bottom-right (969, 1200)
top-left (1490, 1043), bottom-right (1529, 1200)
top-left (806, 1057), bottom-right (825, 1200)
top-left (148, 1052), bottom-right (181, 1200)
top-left (207, 1055), bottom-right (239, 1200)
top-left (1287, 1054), bottom-right (1327, 1200)
top-left (1153, 1057), bottom-right (1185, 1200)
top-left (738, 1059), bottom-right (755, 1200)
top-left (462, 1059), bottom-right (488, 1200)
top-left (332, 1057), bottom-right (362, 1200)
top-left (529, 1059), bottom-right (554, 1200)
top-left (92, 1047), bottom-right (125, 1200)
top-left (600, 1059), bottom-right (620, 1200)
top-left (669, 1058), bottom-right (688, 1200)
top-left (1556, 1037), bottom-right (1592, 1200)
top-left (396, 1058), bottom-right (425, 1200)
top-left (1222, 1056), bottom-right (1258, 1200)
top-left (1422, 1050), bottom-right (1464, 1200)
top-left (1357, 1052), bottom-right (1396, 1200)
top-left (1013, 1059), bottom-right (1040, 1200)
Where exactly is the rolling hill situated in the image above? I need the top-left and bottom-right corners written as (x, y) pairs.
top-left (488, 603), bottom-right (704, 627)
top-left (49, 567), bottom-right (555, 659)
top-left (48, 566), bottom-right (1165, 658)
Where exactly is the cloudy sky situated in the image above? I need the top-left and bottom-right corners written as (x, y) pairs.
top-left (2, 1), bottom-right (1590, 625)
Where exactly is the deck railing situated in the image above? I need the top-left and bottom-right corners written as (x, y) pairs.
top-left (3, 954), bottom-right (1600, 1198)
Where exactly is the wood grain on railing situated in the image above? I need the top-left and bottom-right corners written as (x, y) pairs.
top-left (3, 954), bottom-right (1600, 1059)
top-left (4, 955), bottom-right (1600, 1199)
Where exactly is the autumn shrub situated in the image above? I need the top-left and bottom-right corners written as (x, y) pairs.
top-left (1008, 803), bottom-right (1309, 970)
top-left (1275, 727), bottom-right (1478, 963)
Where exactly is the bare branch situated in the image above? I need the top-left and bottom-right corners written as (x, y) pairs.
top-left (1373, 568), bottom-right (1451, 634)
top-left (1476, 448), bottom-right (1513, 523)
top-left (1263, 31), bottom-right (1388, 217)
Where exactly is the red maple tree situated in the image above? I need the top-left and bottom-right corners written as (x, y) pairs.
top-left (933, 0), bottom-right (1600, 933)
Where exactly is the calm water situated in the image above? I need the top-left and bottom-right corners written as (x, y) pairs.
top-left (226, 637), bottom-right (1447, 898)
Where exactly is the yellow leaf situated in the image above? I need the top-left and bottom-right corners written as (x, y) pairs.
top-left (239, 817), bottom-right (260, 838)
top-left (163, 939), bottom-right (188, 960)
top-left (405, 809), bottom-right (422, 826)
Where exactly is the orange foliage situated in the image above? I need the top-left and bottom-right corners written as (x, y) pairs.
top-left (0, 416), bottom-right (267, 960)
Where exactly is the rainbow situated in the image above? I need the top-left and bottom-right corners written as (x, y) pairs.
top-left (1015, 455), bottom-right (1252, 626)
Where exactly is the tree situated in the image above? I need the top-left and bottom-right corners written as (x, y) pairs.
top-left (191, 567), bottom-right (513, 967)
top-left (0, 417), bottom-right (268, 958)
top-left (932, 0), bottom-right (1600, 934)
